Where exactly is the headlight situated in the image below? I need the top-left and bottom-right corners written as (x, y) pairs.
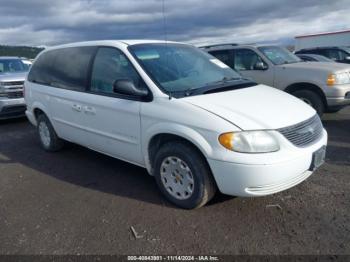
top-left (219, 131), bottom-right (280, 153)
top-left (327, 72), bottom-right (350, 86)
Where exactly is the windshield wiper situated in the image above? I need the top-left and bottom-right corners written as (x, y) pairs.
top-left (185, 77), bottom-right (255, 97)
top-left (184, 77), bottom-right (242, 96)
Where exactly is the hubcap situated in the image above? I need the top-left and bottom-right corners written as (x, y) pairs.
top-left (160, 156), bottom-right (194, 200)
top-left (38, 121), bottom-right (51, 147)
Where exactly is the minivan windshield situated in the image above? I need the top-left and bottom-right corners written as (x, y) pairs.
top-left (0, 59), bottom-right (28, 73)
top-left (258, 46), bottom-right (302, 65)
top-left (129, 43), bottom-right (246, 95)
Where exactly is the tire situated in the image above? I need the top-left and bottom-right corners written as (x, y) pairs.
top-left (153, 141), bottom-right (216, 209)
top-left (292, 90), bottom-right (325, 116)
top-left (37, 114), bottom-right (64, 152)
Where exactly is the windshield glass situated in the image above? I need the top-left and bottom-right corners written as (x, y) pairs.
top-left (0, 59), bottom-right (28, 73)
top-left (258, 46), bottom-right (302, 65)
top-left (129, 43), bottom-right (243, 94)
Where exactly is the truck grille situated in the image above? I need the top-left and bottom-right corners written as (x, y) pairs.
top-left (7, 91), bottom-right (23, 98)
top-left (3, 81), bottom-right (24, 87)
top-left (278, 114), bottom-right (323, 147)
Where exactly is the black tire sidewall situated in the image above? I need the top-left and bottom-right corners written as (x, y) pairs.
top-left (37, 114), bottom-right (62, 151)
top-left (293, 90), bottom-right (324, 116)
top-left (154, 142), bottom-right (212, 209)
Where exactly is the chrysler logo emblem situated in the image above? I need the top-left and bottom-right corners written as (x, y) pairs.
top-left (297, 126), bottom-right (315, 136)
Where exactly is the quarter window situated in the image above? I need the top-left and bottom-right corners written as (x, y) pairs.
top-left (50, 47), bottom-right (96, 91)
top-left (28, 46), bottom-right (96, 91)
top-left (90, 47), bottom-right (144, 95)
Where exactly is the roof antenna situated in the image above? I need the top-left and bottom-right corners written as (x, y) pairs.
top-left (162, 0), bottom-right (172, 100)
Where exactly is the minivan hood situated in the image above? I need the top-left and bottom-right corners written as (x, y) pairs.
top-left (279, 61), bottom-right (350, 73)
top-left (0, 72), bottom-right (27, 82)
top-left (182, 85), bottom-right (316, 130)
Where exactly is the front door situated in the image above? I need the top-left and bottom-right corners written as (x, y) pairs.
top-left (78, 47), bottom-right (145, 165)
top-left (232, 48), bottom-right (274, 87)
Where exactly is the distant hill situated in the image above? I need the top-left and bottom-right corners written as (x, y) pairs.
top-left (0, 45), bottom-right (44, 59)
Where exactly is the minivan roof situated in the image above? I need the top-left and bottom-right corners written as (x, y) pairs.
top-left (199, 43), bottom-right (276, 52)
top-left (45, 40), bottom-right (185, 51)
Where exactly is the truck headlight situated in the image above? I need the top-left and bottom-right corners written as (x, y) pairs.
top-left (219, 131), bottom-right (280, 153)
top-left (327, 72), bottom-right (350, 86)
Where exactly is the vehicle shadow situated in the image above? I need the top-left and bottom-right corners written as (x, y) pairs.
top-left (0, 114), bottom-right (348, 208)
top-left (0, 121), bottom-right (239, 208)
top-left (322, 117), bottom-right (350, 166)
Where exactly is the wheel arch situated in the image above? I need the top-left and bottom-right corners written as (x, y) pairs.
top-left (284, 82), bottom-right (327, 107)
top-left (30, 102), bottom-right (50, 126)
top-left (144, 124), bottom-right (214, 175)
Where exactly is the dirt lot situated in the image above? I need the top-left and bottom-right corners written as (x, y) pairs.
top-left (0, 108), bottom-right (349, 255)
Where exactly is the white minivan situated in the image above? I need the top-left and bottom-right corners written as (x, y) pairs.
top-left (25, 40), bottom-right (327, 209)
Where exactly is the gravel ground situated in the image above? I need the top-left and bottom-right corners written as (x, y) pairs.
top-left (0, 108), bottom-right (349, 255)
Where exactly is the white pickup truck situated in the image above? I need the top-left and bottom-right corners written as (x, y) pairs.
top-left (202, 44), bottom-right (350, 115)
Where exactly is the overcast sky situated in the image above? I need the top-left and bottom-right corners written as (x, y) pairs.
top-left (0, 0), bottom-right (349, 47)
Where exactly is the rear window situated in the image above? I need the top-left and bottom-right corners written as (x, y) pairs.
top-left (28, 46), bottom-right (96, 91)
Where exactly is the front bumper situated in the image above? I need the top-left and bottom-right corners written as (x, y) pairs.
top-left (208, 130), bottom-right (327, 197)
top-left (324, 83), bottom-right (350, 107)
top-left (0, 98), bottom-right (26, 119)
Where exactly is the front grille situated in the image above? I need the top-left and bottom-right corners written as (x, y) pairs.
top-left (3, 81), bottom-right (24, 87)
top-left (278, 114), bottom-right (323, 147)
top-left (6, 91), bottom-right (23, 98)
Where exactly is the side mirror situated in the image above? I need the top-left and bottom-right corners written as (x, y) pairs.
top-left (254, 61), bottom-right (268, 70)
top-left (113, 79), bottom-right (148, 97)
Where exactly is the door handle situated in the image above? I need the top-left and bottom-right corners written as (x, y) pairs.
top-left (84, 106), bottom-right (96, 115)
top-left (72, 104), bottom-right (82, 112)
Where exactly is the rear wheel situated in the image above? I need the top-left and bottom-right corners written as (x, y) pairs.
top-left (37, 114), bottom-right (64, 152)
top-left (154, 141), bottom-right (216, 209)
top-left (292, 90), bottom-right (325, 116)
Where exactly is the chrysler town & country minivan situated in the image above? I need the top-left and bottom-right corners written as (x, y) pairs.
top-left (25, 40), bottom-right (327, 209)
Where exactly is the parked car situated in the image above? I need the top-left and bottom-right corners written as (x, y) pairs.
top-left (25, 40), bottom-right (327, 209)
top-left (202, 44), bottom-right (350, 115)
top-left (0, 57), bottom-right (28, 120)
top-left (295, 46), bottom-right (350, 64)
top-left (296, 54), bottom-right (335, 63)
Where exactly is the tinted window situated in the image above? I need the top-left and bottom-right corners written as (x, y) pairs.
top-left (234, 49), bottom-right (267, 70)
top-left (28, 51), bottom-right (56, 85)
top-left (90, 47), bottom-right (145, 95)
top-left (209, 50), bottom-right (234, 68)
top-left (51, 47), bottom-right (96, 91)
top-left (28, 46), bottom-right (96, 91)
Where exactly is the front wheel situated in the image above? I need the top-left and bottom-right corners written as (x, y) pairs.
top-left (292, 90), bottom-right (325, 116)
top-left (154, 142), bottom-right (217, 209)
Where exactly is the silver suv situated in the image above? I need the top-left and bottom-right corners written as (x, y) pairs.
top-left (0, 57), bottom-right (27, 119)
top-left (202, 44), bottom-right (350, 115)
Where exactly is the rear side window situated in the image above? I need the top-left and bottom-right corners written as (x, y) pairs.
top-left (209, 50), bottom-right (234, 68)
top-left (28, 46), bottom-right (96, 91)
